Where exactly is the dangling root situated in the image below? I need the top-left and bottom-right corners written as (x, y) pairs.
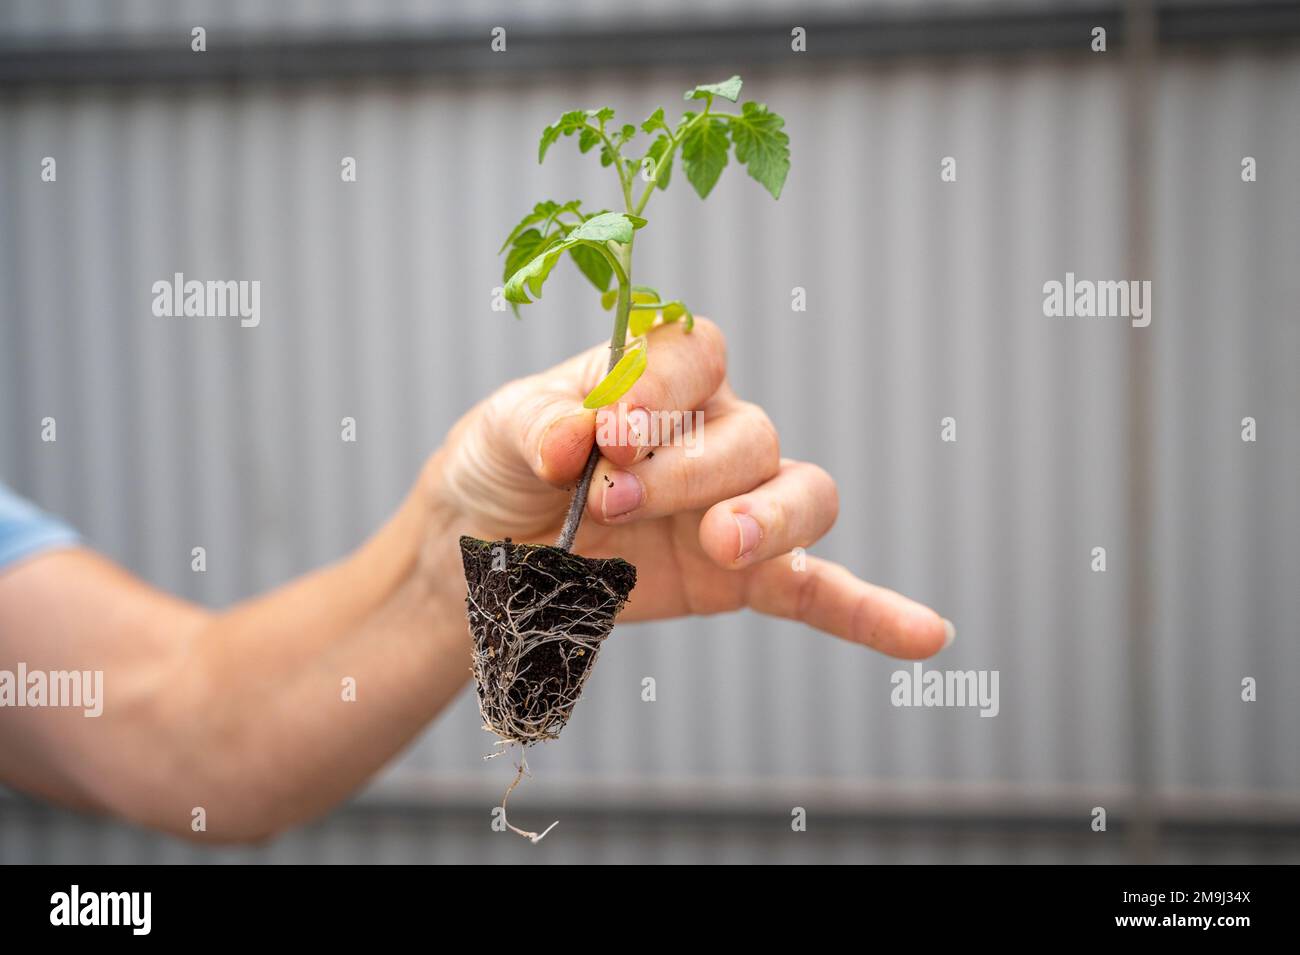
top-left (488, 743), bottom-right (558, 843)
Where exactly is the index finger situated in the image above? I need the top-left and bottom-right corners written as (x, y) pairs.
top-left (595, 317), bottom-right (728, 468)
top-left (745, 555), bottom-right (955, 659)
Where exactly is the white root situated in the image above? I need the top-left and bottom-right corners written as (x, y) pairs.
top-left (463, 539), bottom-right (634, 845)
top-left (488, 744), bottom-right (558, 844)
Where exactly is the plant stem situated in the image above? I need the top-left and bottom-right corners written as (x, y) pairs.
top-left (634, 99), bottom-right (711, 216)
top-left (556, 239), bottom-right (634, 551)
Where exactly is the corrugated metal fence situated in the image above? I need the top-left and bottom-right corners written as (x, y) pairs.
top-left (1, 3), bottom-right (1298, 862)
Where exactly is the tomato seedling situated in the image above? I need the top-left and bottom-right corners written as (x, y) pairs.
top-left (462, 76), bottom-right (790, 841)
top-left (502, 74), bottom-right (791, 550)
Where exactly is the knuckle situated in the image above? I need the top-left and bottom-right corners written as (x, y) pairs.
top-left (805, 463), bottom-right (840, 526)
top-left (794, 563), bottom-right (823, 622)
top-left (741, 403), bottom-right (781, 473)
top-left (768, 494), bottom-right (790, 546)
top-left (628, 374), bottom-right (669, 413)
top-left (667, 450), bottom-right (698, 509)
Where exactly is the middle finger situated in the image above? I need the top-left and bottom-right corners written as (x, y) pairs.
top-left (594, 317), bottom-right (728, 468)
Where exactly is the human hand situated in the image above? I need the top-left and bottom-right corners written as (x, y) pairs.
top-left (424, 318), bottom-right (952, 659)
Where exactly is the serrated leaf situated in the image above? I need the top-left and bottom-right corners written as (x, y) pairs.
top-left (538, 108), bottom-right (615, 164)
top-left (498, 199), bottom-right (580, 254)
top-left (504, 213), bottom-right (644, 305)
top-left (538, 110), bottom-right (589, 163)
top-left (570, 211), bottom-right (646, 244)
top-left (727, 102), bottom-right (790, 199)
top-left (499, 204), bottom-right (555, 256)
top-left (503, 228), bottom-right (551, 284)
top-left (681, 117), bottom-right (730, 199)
top-left (504, 235), bottom-right (572, 304)
top-left (582, 345), bottom-right (648, 409)
top-left (578, 126), bottom-right (601, 154)
top-left (504, 228), bottom-right (544, 281)
top-left (685, 75), bottom-right (743, 103)
top-left (641, 107), bottom-right (667, 134)
top-left (643, 134), bottom-right (674, 190)
top-left (569, 243), bottom-right (613, 292)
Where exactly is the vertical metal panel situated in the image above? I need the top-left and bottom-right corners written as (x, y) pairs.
top-left (1, 44), bottom-right (1297, 862)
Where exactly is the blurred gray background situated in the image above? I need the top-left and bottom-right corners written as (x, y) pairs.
top-left (1, 0), bottom-right (1297, 863)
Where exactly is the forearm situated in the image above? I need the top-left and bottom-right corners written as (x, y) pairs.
top-left (151, 464), bottom-right (469, 840)
top-left (0, 456), bottom-right (473, 842)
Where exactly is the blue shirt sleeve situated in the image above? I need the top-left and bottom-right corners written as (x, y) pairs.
top-left (0, 483), bottom-right (80, 571)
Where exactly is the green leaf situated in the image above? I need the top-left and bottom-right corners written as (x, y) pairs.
top-left (502, 229), bottom-right (566, 317)
top-left (629, 310), bottom-right (657, 337)
top-left (601, 285), bottom-right (660, 314)
top-left (641, 107), bottom-right (667, 135)
top-left (504, 233), bottom-right (572, 304)
top-left (503, 228), bottom-right (553, 284)
top-left (538, 108), bottom-right (615, 163)
top-left (643, 134), bottom-right (674, 190)
top-left (681, 117), bottom-right (730, 199)
top-left (582, 346), bottom-right (648, 409)
top-left (504, 213), bottom-right (644, 305)
top-left (498, 199), bottom-right (580, 254)
top-left (662, 302), bottom-right (694, 331)
top-left (569, 244), bottom-right (613, 292)
top-left (727, 102), bottom-right (790, 199)
top-left (538, 110), bottom-right (587, 163)
top-left (578, 127), bottom-right (601, 154)
top-left (685, 75), bottom-right (743, 103)
top-left (569, 211), bottom-right (646, 244)
top-left (627, 288), bottom-right (664, 336)
top-left (500, 205), bottom-right (553, 256)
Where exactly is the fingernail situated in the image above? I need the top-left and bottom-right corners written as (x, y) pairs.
top-left (942, 618), bottom-right (957, 650)
top-left (537, 417), bottom-right (560, 471)
top-left (538, 411), bottom-right (590, 472)
top-left (733, 513), bottom-right (762, 560)
top-left (600, 470), bottom-right (644, 520)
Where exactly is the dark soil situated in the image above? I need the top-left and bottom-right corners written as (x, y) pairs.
top-left (460, 535), bottom-right (637, 745)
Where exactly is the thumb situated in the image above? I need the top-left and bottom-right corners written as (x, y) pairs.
top-left (507, 377), bottom-right (596, 487)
